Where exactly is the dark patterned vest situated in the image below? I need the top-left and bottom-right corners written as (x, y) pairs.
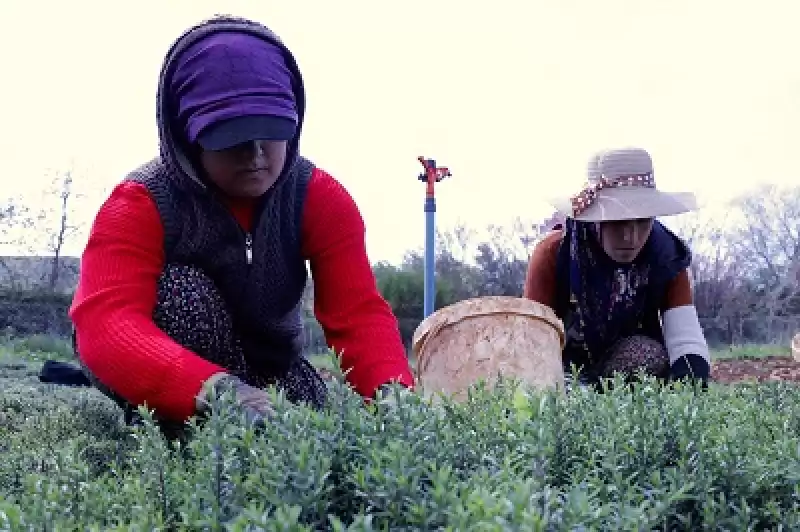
top-left (126, 156), bottom-right (315, 375)
top-left (552, 221), bottom-right (689, 377)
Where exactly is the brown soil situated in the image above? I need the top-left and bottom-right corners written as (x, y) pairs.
top-left (317, 357), bottom-right (800, 386)
top-left (712, 356), bottom-right (800, 384)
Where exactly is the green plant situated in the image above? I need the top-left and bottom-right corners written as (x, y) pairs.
top-left (7, 334), bottom-right (75, 361)
top-left (712, 343), bottom-right (792, 360)
top-left (2, 352), bottom-right (800, 529)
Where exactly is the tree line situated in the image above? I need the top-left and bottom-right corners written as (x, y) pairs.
top-left (358, 183), bottom-right (800, 351)
top-left (0, 170), bottom-right (81, 293)
top-left (2, 172), bottom-right (799, 351)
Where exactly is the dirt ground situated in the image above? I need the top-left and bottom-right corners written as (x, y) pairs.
top-left (712, 356), bottom-right (800, 384)
top-left (316, 356), bottom-right (800, 386)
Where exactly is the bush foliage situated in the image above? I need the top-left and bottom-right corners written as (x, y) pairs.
top-left (2, 353), bottom-right (800, 530)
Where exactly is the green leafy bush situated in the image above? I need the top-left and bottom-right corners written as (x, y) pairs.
top-left (712, 343), bottom-right (792, 359)
top-left (3, 333), bottom-right (75, 361)
top-left (2, 354), bottom-right (800, 529)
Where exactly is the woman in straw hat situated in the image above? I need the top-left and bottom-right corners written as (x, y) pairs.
top-left (524, 147), bottom-right (710, 389)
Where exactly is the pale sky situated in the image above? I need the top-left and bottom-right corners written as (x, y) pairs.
top-left (1, 1), bottom-right (799, 263)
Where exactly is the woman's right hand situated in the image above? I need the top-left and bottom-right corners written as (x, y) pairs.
top-left (196, 373), bottom-right (276, 425)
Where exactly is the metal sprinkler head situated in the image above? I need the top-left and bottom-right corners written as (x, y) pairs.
top-left (417, 156), bottom-right (453, 183)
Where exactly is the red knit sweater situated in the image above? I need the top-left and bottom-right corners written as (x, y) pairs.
top-left (69, 167), bottom-right (414, 421)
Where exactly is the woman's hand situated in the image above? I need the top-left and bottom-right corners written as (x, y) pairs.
top-left (374, 383), bottom-right (414, 409)
top-left (196, 373), bottom-right (276, 425)
top-left (669, 354), bottom-right (710, 390)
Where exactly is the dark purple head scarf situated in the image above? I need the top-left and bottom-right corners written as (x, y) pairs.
top-left (168, 31), bottom-right (298, 145)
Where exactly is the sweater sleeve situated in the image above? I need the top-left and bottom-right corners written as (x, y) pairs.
top-left (661, 269), bottom-right (694, 310)
top-left (660, 268), bottom-right (710, 365)
top-left (69, 181), bottom-right (224, 422)
top-left (300, 168), bottom-right (415, 398)
top-left (523, 229), bottom-right (563, 308)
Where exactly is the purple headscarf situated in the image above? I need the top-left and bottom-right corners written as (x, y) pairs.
top-left (168, 32), bottom-right (298, 145)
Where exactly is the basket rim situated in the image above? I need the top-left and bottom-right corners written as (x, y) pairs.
top-left (411, 296), bottom-right (566, 373)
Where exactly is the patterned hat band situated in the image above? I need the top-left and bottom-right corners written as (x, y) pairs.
top-left (548, 147), bottom-right (698, 222)
top-left (569, 172), bottom-right (655, 218)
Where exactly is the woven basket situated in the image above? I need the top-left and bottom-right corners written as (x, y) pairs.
top-left (412, 296), bottom-right (566, 401)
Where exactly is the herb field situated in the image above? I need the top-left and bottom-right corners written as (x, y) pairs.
top-left (2, 351), bottom-right (800, 530)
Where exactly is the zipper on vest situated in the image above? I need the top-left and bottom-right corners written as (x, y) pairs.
top-left (244, 232), bottom-right (253, 265)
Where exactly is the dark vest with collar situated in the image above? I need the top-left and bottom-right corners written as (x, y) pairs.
top-left (552, 220), bottom-right (690, 377)
top-left (126, 156), bottom-right (315, 375)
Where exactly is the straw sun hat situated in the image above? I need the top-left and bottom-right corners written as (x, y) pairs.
top-left (550, 147), bottom-right (699, 222)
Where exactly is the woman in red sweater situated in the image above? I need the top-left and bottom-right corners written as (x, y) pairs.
top-left (524, 147), bottom-right (711, 390)
top-left (67, 15), bottom-right (414, 435)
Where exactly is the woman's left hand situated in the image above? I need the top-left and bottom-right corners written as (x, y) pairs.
top-left (373, 383), bottom-right (414, 409)
top-left (669, 354), bottom-right (710, 389)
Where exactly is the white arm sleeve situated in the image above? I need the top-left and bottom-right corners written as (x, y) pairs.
top-left (662, 304), bottom-right (710, 365)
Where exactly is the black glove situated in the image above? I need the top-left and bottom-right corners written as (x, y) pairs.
top-left (376, 384), bottom-right (394, 400)
top-left (372, 383), bottom-right (413, 409)
top-left (669, 354), bottom-right (710, 389)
